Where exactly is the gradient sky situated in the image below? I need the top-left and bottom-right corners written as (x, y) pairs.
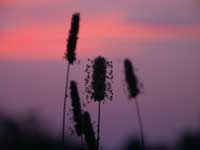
top-left (1, 0), bottom-right (200, 149)
top-left (1, 0), bottom-right (200, 60)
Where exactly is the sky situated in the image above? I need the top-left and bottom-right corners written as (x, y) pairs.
top-left (0, 0), bottom-right (200, 60)
top-left (0, 0), bottom-right (200, 149)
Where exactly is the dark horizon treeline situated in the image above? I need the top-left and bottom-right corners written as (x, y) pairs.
top-left (0, 112), bottom-right (200, 150)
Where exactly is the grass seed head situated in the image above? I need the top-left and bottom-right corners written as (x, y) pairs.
top-left (92, 56), bottom-right (107, 102)
top-left (85, 56), bottom-right (113, 103)
top-left (70, 80), bottom-right (83, 136)
top-left (65, 12), bottom-right (80, 64)
top-left (124, 59), bottom-right (140, 99)
top-left (82, 111), bottom-right (97, 150)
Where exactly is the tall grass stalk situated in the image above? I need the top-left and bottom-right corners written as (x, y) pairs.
top-left (92, 56), bottom-right (107, 150)
top-left (62, 12), bottom-right (80, 146)
top-left (124, 59), bottom-right (145, 148)
top-left (85, 56), bottom-right (113, 150)
top-left (69, 81), bottom-right (84, 147)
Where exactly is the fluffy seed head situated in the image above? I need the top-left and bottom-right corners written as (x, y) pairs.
top-left (70, 80), bottom-right (82, 136)
top-left (85, 56), bottom-right (113, 103)
top-left (92, 56), bottom-right (107, 102)
top-left (124, 59), bottom-right (140, 98)
top-left (65, 12), bottom-right (80, 64)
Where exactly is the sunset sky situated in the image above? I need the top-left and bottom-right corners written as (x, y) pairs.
top-left (1, 0), bottom-right (200, 60)
top-left (0, 1), bottom-right (200, 148)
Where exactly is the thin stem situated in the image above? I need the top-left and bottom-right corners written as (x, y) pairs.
top-left (134, 98), bottom-right (145, 148)
top-left (62, 62), bottom-right (71, 146)
top-left (81, 135), bottom-right (84, 149)
top-left (97, 101), bottom-right (101, 150)
top-left (80, 110), bottom-right (84, 149)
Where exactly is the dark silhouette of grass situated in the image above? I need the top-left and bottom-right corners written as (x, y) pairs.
top-left (124, 59), bottom-right (140, 98)
top-left (124, 59), bottom-right (145, 148)
top-left (82, 111), bottom-right (97, 150)
top-left (62, 12), bottom-right (80, 146)
top-left (70, 80), bottom-right (85, 148)
top-left (69, 80), bottom-right (98, 149)
top-left (85, 56), bottom-right (113, 150)
top-left (70, 81), bottom-right (83, 136)
top-left (64, 13), bottom-right (80, 64)
top-left (91, 56), bottom-right (107, 150)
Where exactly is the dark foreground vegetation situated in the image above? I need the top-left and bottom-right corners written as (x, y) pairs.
top-left (0, 113), bottom-right (82, 150)
top-left (0, 112), bottom-right (200, 150)
top-left (124, 126), bottom-right (200, 150)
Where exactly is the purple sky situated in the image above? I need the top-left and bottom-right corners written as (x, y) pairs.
top-left (1, 50), bottom-right (200, 148)
top-left (0, 0), bottom-right (200, 149)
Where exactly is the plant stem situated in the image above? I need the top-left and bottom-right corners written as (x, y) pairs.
top-left (81, 134), bottom-right (84, 149)
top-left (134, 98), bottom-right (145, 148)
top-left (62, 62), bottom-right (70, 146)
top-left (97, 101), bottom-right (101, 150)
top-left (80, 110), bottom-right (84, 149)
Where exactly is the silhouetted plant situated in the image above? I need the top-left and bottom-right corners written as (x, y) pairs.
top-left (124, 59), bottom-right (145, 148)
top-left (85, 56), bottom-right (113, 150)
top-left (124, 59), bottom-right (140, 98)
top-left (62, 12), bottom-right (80, 145)
top-left (82, 111), bottom-right (97, 150)
top-left (69, 80), bottom-right (85, 148)
top-left (64, 13), bottom-right (80, 64)
top-left (70, 81), bottom-right (83, 136)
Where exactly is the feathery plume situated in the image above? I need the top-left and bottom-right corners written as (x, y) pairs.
top-left (65, 12), bottom-right (80, 64)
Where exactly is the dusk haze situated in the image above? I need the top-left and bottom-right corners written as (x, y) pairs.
top-left (0, 0), bottom-right (200, 149)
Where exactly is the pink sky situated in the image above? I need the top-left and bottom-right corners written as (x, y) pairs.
top-left (0, 1), bottom-right (200, 148)
top-left (0, 0), bottom-right (200, 60)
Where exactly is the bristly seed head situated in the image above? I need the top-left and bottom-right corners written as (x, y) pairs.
top-left (65, 12), bottom-right (80, 64)
top-left (92, 56), bottom-right (106, 101)
top-left (85, 56), bottom-right (113, 103)
top-left (70, 80), bottom-right (83, 136)
top-left (124, 59), bottom-right (140, 99)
